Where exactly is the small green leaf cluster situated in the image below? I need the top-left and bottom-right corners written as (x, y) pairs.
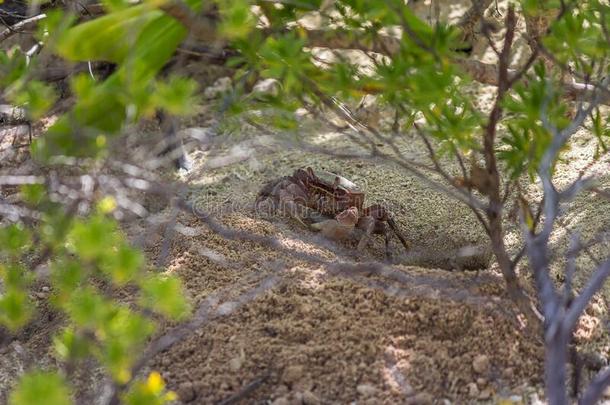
top-left (0, 1), bottom-right (204, 402)
top-left (0, 195), bottom-right (190, 401)
top-left (543, 1), bottom-right (610, 73)
top-left (500, 63), bottom-right (572, 179)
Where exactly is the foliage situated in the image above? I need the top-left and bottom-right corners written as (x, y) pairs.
top-left (1, 0), bottom-right (609, 403)
top-left (0, 1), bottom-right (196, 402)
top-left (9, 371), bottom-right (71, 405)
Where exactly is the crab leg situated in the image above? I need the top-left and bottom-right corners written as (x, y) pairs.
top-left (357, 216), bottom-right (376, 250)
top-left (384, 231), bottom-right (392, 260)
top-left (387, 218), bottom-right (410, 251)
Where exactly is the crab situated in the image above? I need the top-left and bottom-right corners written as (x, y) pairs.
top-left (256, 167), bottom-right (410, 256)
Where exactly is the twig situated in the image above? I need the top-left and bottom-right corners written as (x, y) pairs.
top-left (0, 14), bottom-right (46, 42)
top-left (215, 371), bottom-right (270, 405)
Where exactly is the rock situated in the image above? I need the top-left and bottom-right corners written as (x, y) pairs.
top-left (179, 127), bottom-right (212, 146)
top-left (478, 388), bottom-right (492, 400)
top-left (293, 392), bottom-right (304, 404)
top-left (228, 347), bottom-right (245, 371)
top-left (228, 356), bottom-right (243, 371)
top-left (604, 385), bottom-right (610, 398)
top-left (408, 392), bottom-right (434, 405)
top-left (590, 301), bottom-right (604, 316)
top-left (467, 382), bottom-right (479, 398)
top-left (275, 384), bottom-right (289, 397)
top-left (472, 354), bottom-right (490, 374)
top-left (356, 384), bottom-right (378, 397)
top-left (253, 78), bottom-right (280, 97)
top-left (41, 286), bottom-right (50, 292)
top-left (272, 396), bottom-right (290, 405)
top-left (282, 365), bottom-right (304, 385)
top-left (302, 390), bottom-right (321, 405)
top-left (529, 392), bottom-right (544, 405)
top-left (203, 77), bottom-right (232, 99)
top-left (476, 377), bottom-right (487, 387)
top-left (176, 382), bottom-right (196, 403)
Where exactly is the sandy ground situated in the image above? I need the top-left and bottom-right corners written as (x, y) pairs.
top-left (122, 99), bottom-right (607, 404)
top-left (0, 1), bottom-right (609, 404)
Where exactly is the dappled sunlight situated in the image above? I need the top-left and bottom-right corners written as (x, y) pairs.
top-left (381, 344), bottom-right (415, 396)
top-left (310, 130), bottom-right (346, 145)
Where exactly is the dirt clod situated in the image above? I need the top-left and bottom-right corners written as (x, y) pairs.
top-left (177, 381), bottom-right (196, 403)
top-left (301, 390), bottom-right (321, 405)
top-left (472, 354), bottom-right (490, 374)
top-left (478, 387), bottom-right (493, 400)
top-left (282, 365), bottom-right (305, 386)
top-left (467, 382), bottom-right (479, 398)
top-left (356, 383), bottom-right (378, 397)
top-left (408, 392), bottom-right (434, 405)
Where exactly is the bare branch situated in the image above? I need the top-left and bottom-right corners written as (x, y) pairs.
top-left (563, 258), bottom-right (610, 335)
top-left (0, 14), bottom-right (46, 43)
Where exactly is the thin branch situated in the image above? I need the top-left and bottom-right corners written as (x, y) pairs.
top-left (580, 367), bottom-right (610, 405)
top-left (563, 258), bottom-right (610, 334)
top-left (0, 13), bottom-right (46, 42)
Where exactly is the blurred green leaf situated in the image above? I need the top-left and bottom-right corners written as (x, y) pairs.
top-left (12, 80), bottom-right (57, 120)
top-left (100, 307), bottom-right (155, 383)
top-left (153, 76), bottom-right (200, 116)
top-left (9, 371), bottom-right (72, 405)
top-left (0, 288), bottom-right (33, 331)
top-left (53, 327), bottom-right (91, 360)
top-left (20, 184), bottom-right (45, 206)
top-left (68, 215), bottom-right (119, 261)
top-left (140, 275), bottom-right (190, 320)
top-left (0, 264), bottom-right (32, 289)
top-left (55, 5), bottom-right (161, 63)
top-left (63, 287), bottom-right (108, 328)
top-left (218, 0), bottom-right (256, 39)
top-left (99, 243), bottom-right (144, 285)
top-left (50, 259), bottom-right (85, 305)
top-left (0, 224), bottom-right (31, 255)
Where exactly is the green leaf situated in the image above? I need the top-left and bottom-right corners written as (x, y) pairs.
top-left (35, 9), bottom-right (76, 45)
top-left (0, 49), bottom-right (27, 88)
top-left (0, 264), bottom-right (32, 289)
top-left (100, 308), bottom-right (155, 383)
top-left (218, 0), bottom-right (256, 40)
top-left (68, 215), bottom-right (119, 261)
top-left (53, 327), bottom-right (91, 360)
top-left (63, 287), bottom-right (108, 328)
top-left (21, 184), bottom-right (45, 206)
top-left (99, 243), bottom-right (144, 285)
top-left (11, 80), bottom-right (57, 120)
top-left (0, 224), bottom-right (30, 255)
top-left (55, 5), bottom-right (162, 63)
top-left (50, 259), bottom-right (85, 304)
top-left (140, 275), bottom-right (190, 320)
top-left (154, 76), bottom-right (200, 116)
top-left (0, 288), bottom-right (33, 331)
top-left (9, 371), bottom-right (72, 405)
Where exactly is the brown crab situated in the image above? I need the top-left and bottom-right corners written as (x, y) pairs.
top-left (256, 167), bottom-right (410, 256)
